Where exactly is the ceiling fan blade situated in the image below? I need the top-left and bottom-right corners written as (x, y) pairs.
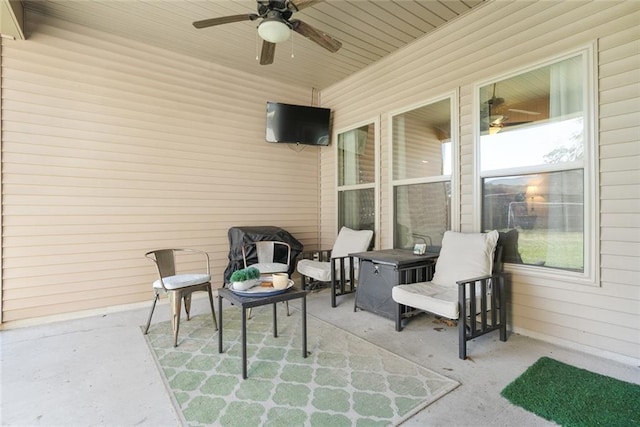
top-left (193, 14), bottom-right (258, 29)
top-left (508, 108), bottom-right (541, 115)
top-left (502, 121), bottom-right (533, 127)
top-left (260, 41), bottom-right (276, 65)
top-left (291, 19), bottom-right (342, 53)
top-left (288, 0), bottom-right (325, 12)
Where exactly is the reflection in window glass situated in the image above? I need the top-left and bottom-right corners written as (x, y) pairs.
top-left (483, 170), bottom-right (583, 271)
top-left (442, 141), bottom-right (452, 176)
top-left (395, 182), bottom-right (451, 248)
top-left (478, 51), bottom-right (588, 272)
top-left (480, 55), bottom-right (583, 172)
top-left (339, 188), bottom-right (375, 232)
top-left (481, 117), bottom-right (583, 171)
top-left (338, 124), bottom-right (375, 186)
top-left (393, 98), bottom-right (451, 180)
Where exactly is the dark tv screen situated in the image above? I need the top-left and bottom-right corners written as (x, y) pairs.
top-left (266, 101), bottom-right (331, 146)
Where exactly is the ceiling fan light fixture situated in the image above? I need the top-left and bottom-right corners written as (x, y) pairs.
top-left (489, 125), bottom-right (502, 135)
top-left (258, 19), bottom-right (291, 43)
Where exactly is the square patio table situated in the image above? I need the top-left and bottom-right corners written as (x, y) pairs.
top-left (217, 286), bottom-right (308, 379)
top-left (350, 249), bottom-right (438, 320)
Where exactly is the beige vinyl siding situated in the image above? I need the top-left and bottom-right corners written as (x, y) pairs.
top-left (1, 12), bottom-right (320, 323)
top-left (320, 1), bottom-right (639, 363)
top-left (596, 11), bottom-right (640, 359)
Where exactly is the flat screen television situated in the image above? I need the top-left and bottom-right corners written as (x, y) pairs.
top-left (266, 101), bottom-right (331, 146)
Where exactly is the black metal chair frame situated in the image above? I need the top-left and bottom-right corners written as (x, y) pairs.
top-left (394, 246), bottom-right (507, 359)
top-left (298, 249), bottom-right (357, 308)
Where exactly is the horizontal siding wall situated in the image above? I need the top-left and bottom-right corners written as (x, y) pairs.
top-left (320, 1), bottom-right (640, 364)
top-left (0, 12), bottom-right (320, 323)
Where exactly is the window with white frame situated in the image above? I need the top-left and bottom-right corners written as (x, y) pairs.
top-left (392, 97), bottom-right (454, 249)
top-left (337, 123), bottom-right (376, 233)
top-left (478, 48), bottom-right (594, 275)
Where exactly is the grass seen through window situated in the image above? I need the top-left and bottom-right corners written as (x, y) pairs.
top-left (517, 230), bottom-right (583, 271)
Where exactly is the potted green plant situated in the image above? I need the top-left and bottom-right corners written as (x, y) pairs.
top-left (230, 266), bottom-right (261, 291)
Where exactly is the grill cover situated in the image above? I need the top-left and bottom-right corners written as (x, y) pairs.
top-left (224, 226), bottom-right (304, 283)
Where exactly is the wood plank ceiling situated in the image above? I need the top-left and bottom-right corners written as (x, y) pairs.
top-left (22, 0), bottom-right (485, 90)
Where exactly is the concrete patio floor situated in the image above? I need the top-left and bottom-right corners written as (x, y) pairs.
top-left (2, 288), bottom-right (638, 426)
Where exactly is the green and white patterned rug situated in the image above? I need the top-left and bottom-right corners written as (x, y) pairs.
top-left (144, 305), bottom-right (458, 426)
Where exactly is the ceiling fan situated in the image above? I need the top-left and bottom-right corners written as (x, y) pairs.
top-left (485, 83), bottom-right (539, 134)
top-left (192, 0), bottom-right (342, 65)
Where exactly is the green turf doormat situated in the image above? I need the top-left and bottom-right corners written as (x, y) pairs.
top-left (501, 357), bottom-right (640, 426)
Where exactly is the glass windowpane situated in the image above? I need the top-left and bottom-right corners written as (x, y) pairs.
top-left (479, 52), bottom-right (588, 272)
top-left (392, 97), bottom-right (453, 250)
top-left (338, 188), bottom-right (375, 232)
top-left (393, 99), bottom-right (451, 180)
top-left (482, 170), bottom-right (584, 271)
top-left (479, 55), bottom-right (584, 172)
top-left (394, 182), bottom-right (451, 249)
top-left (338, 124), bottom-right (375, 186)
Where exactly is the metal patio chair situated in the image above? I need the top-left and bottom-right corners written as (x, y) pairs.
top-left (144, 248), bottom-right (217, 347)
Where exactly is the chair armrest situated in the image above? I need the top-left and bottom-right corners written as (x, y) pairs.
top-left (274, 241), bottom-right (292, 266)
top-left (456, 272), bottom-right (504, 287)
top-left (330, 254), bottom-right (354, 265)
top-left (397, 260), bottom-right (436, 284)
top-left (329, 254), bottom-right (353, 267)
top-left (177, 248), bottom-right (211, 275)
top-left (164, 248), bottom-right (211, 275)
top-left (300, 249), bottom-right (332, 262)
top-left (457, 272), bottom-right (505, 323)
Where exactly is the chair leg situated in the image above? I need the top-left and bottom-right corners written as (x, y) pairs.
top-left (395, 303), bottom-right (403, 332)
top-left (499, 276), bottom-right (507, 342)
top-left (184, 293), bottom-right (192, 321)
top-left (331, 278), bottom-right (337, 308)
top-left (144, 293), bottom-right (159, 334)
top-left (207, 285), bottom-right (218, 330)
top-left (458, 317), bottom-right (467, 360)
top-left (285, 301), bottom-right (290, 316)
top-left (170, 291), bottom-right (182, 347)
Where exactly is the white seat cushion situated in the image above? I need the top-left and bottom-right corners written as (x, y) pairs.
top-left (297, 259), bottom-right (361, 282)
top-left (297, 259), bottom-right (332, 282)
top-left (392, 281), bottom-right (495, 320)
top-left (392, 282), bottom-right (458, 319)
top-left (153, 273), bottom-right (210, 290)
top-left (251, 262), bottom-right (289, 274)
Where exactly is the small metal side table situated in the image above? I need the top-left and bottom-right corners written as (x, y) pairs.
top-left (350, 249), bottom-right (438, 320)
top-left (217, 287), bottom-right (308, 379)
